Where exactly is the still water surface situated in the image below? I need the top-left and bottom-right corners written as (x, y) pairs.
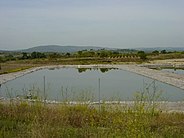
top-left (161, 69), bottom-right (184, 75)
top-left (1, 68), bottom-right (184, 101)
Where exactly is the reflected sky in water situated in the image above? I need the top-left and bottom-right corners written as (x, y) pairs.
top-left (1, 68), bottom-right (184, 102)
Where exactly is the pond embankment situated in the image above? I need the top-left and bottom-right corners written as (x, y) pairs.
top-left (115, 65), bottom-right (184, 90)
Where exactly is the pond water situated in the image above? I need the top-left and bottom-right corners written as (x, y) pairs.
top-left (0, 68), bottom-right (184, 102)
top-left (161, 69), bottom-right (184, 75)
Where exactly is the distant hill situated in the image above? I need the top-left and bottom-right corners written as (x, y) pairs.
top-left (1, 45), bottom-right (184, 53)
top-left (20, 45), bottom-right (109, 53)
top-left (19, 46), bottom-right (184, 53)
top-left (135, 47), bottom-right (184, 52)
top-left (0, 50), bottom-right (13, 53)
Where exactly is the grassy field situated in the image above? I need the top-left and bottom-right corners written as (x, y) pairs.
top-left (0, 100), bottom-right (184, 138)
top-left (0, 57), bottom-right (142, 75)
top-left (1, 51), bottom-right (184, 75)
top-left (1, 53), bottom-right (184, 137)
top-left (0, 62), bottom-right (35, 75)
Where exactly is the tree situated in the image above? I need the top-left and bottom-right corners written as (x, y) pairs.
top-left (22, 52), bottom-right (29, 59)
top-left (31, 52), bottom-right (37, 59)
top-left (5, 54), bottom-right (15, 61)
top-left (99, 50), bottom-right (112, 58)
top-left (65, 53), bottom-right (71, 57)
top-left (152, 50), bottom-right (159, 54)
top-left (161, 50), bottom-right (167, 54)
top-left (49, 53), bottom-right (61, 59)
top-left (0, 56), bottom-right (3, 63)
top-left (82, 51), bottom-right (95, 57)
top-left (137, 51), bottom-right (147, 60)
top-left (112, 51), bottom-right (119, 55)
top-left (31, 52), bottom-right (46, 59)
top-left (78, 51), bottom-right (82, 56)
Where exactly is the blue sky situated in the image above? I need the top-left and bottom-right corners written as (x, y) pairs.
top-left (0, 0), bottom-right (184, 50)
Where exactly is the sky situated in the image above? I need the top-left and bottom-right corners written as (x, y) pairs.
top-left (0, 0), bottom-right (184, 50)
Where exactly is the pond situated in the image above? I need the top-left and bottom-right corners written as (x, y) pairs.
top-left (161, 69), bottom-right (184, 75)
top-left (0, 68), bottom-right (184, 102)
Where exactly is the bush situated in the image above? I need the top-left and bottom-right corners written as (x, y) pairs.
top-left (137, 51), bottom-right (147, 60)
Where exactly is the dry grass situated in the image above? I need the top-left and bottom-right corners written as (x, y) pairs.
top-left (0, 62), bottom-right (35, 75)
top-left (0, 57), bottom-right (137, 75)
top-left (0, 101), bottom-right (184, 138)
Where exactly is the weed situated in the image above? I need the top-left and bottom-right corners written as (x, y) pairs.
top-left (0, 98), bottom-right (183, 137)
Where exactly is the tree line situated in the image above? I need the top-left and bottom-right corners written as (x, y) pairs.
top-left (0, 49), bottom-right (184, 63)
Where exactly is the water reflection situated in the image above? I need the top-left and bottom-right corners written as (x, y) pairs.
top-left (1, 68), bottom-right (184, 101)
top-left (161, 69), bottom-right (184, 75)
top-left (77, 68), bottom-right (118, 73)
top-left (78, 68), bottom-right (91, 73)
